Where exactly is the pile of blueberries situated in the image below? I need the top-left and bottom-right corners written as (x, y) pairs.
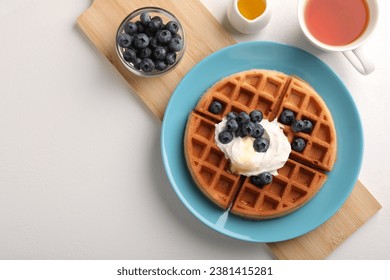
top-left (279, 109), bottom-right (313, 152)
top-left (117, 12), bottom-right (184, 73)
top-left (209, 100), bottom-right (273, 187)
top-left (209, 101), bottom-right (269, 153)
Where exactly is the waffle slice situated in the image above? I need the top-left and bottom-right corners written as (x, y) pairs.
top-left (231, 159), bottom-right (327, 219)
top-left (274, 76), bottom-right (337, 171)
top-left (184, 112), bottom-right (243, 209)
top-left (194, 70), bottom-right (291, 122)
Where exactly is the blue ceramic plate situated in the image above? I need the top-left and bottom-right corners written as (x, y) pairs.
top-left (161, 42), bottom-right (363, 242)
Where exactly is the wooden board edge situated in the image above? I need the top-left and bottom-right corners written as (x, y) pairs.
top-left (266, 180), bottom-right (382, 259)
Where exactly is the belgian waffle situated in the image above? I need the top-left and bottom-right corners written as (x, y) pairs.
top-left (184, 69), bottom-right (337, 220)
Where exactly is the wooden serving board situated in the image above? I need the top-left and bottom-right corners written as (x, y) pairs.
top-left (77, 0), bottom-right (381, 259)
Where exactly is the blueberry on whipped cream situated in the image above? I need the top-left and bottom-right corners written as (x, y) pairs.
top-left (237, 112), bottom-right (251, 125)
top-left (215, 110), bottom-right (291, 178)
top-left (250, 110), bottom-right (263, 123)
top-left (253, 137), bottom-right (269, 153)
top-left (226, 118), bottom-right (239, 132)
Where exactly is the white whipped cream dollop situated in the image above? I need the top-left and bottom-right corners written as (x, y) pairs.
top-left (215, 118), bottom-right (291, 177)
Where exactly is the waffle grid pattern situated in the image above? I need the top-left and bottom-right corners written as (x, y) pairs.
top-left (231, 159), bottom-right (327, 219)
top-left (194, 70), bottom-right (290, 122)
top-left (185, 70), bottom-right (336, 219)
top-left (276, 77), bottom-right (337, 171)
top-left (185, 113), bottom-right (242, 209)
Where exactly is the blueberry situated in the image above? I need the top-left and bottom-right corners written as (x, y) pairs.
top-left (227, 112), bottom-right (238, 120)
top-left (139, 47), bottom-right (152, 58)
top-left (144, 28), bottom-right (154, 37)
top-left (123, 48), bottom-right (137, 62)
top-left (140, 58), bottom-right (155, 72)
top-left (279, 109), bottom-right (295, 125)
top-left (140, 12), bottom-right (151, 26)
top-left (250, 110), bottom-right (263, 123)
top-left (124, 22), bottom-right (137, 35)
top-left (148, 18), bottom-right (162, 33)
top-left (155, 60), bottom-right (168, 71)
top-left (164, 21), bottom-right (179, 34)
top-left (302, 120), bottom-right (313, 133)
top-left (169, 37), bottom-right (184, 52)
top-left (250, 172), bottom-right (273, 187)
top-left (252, 123), bottom-right (264, 138)
top-left (149, 37), bottom-right (159, 49)
top-left (237, 112), bottom-right (250, 124)
top-left (165, 52), bottom-right (177, 65)
top-left (208, 101), bottom-right (223, 114)
top-left (291, 120), bottom-right (305, 132)
top-left (153, 46), bottom-right (167, 60)
top-left (250, 175), bottom-right (263, 187)
top-left (157, 30), bottom-right (172, 44)
top-left (226, 119), bottom-right (239, 132)
top-left (133, 33), bottom-right (150, 49)
top-left (172, 33), bottom-right (182, 40)
top-left (253, 137), bottom-right (269, 152)
top-left (135, 21), bottom-right (145, 33)
top-left (235, 128), bottom-right (245, 138)
top-left (292, 138), bottom-right (306, 152)
top-left (259, 172), bottom-right (273, 185)
top-left (152, 16), bottom-right (163, 25)
top-left (133, 57), bottom-right (142, 70)
top-left (218, 130), bottom-right (233, 144)
top-left (117, 33), bottom-right (133, 48)
top-left (127, 46), bottom-right (139, 54)
top-left (241, 122), bottom-right (255, 136)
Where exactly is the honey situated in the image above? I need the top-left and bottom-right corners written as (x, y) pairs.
top-left (237, 0), bottom-right (266, 20)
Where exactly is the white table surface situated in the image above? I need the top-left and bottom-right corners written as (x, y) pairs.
top-left (0, 0), bottom-right (389, 260)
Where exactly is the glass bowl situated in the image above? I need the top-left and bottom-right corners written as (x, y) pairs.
top-left (116, 7), bottom-right (186, 77)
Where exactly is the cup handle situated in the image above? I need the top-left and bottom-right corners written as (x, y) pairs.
top-left (342, 47), bottom-right (375, 75)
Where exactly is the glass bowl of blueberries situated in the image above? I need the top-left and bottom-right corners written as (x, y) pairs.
top-left (116, 7), bottom-right (186, 77)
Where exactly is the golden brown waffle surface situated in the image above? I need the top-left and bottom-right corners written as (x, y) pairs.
top-left (194, 70), bottom-right (290, 122)
top-left (276, 77), bottom-right (337, 171)
top-left (184, 69), bottom-right (337, 220)
top-left (231, 159), bottom-right (327, 219)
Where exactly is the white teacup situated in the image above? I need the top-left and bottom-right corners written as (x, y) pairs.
top-left (298, 0), bottom-right (378, 75)
top-left (227, 0), bottom-right (271, 34)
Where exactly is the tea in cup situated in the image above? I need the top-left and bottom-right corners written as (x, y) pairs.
top-left (298, 0), bottom-right (378, 75)
top-left (227, 0), bottom-right (271, 34)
